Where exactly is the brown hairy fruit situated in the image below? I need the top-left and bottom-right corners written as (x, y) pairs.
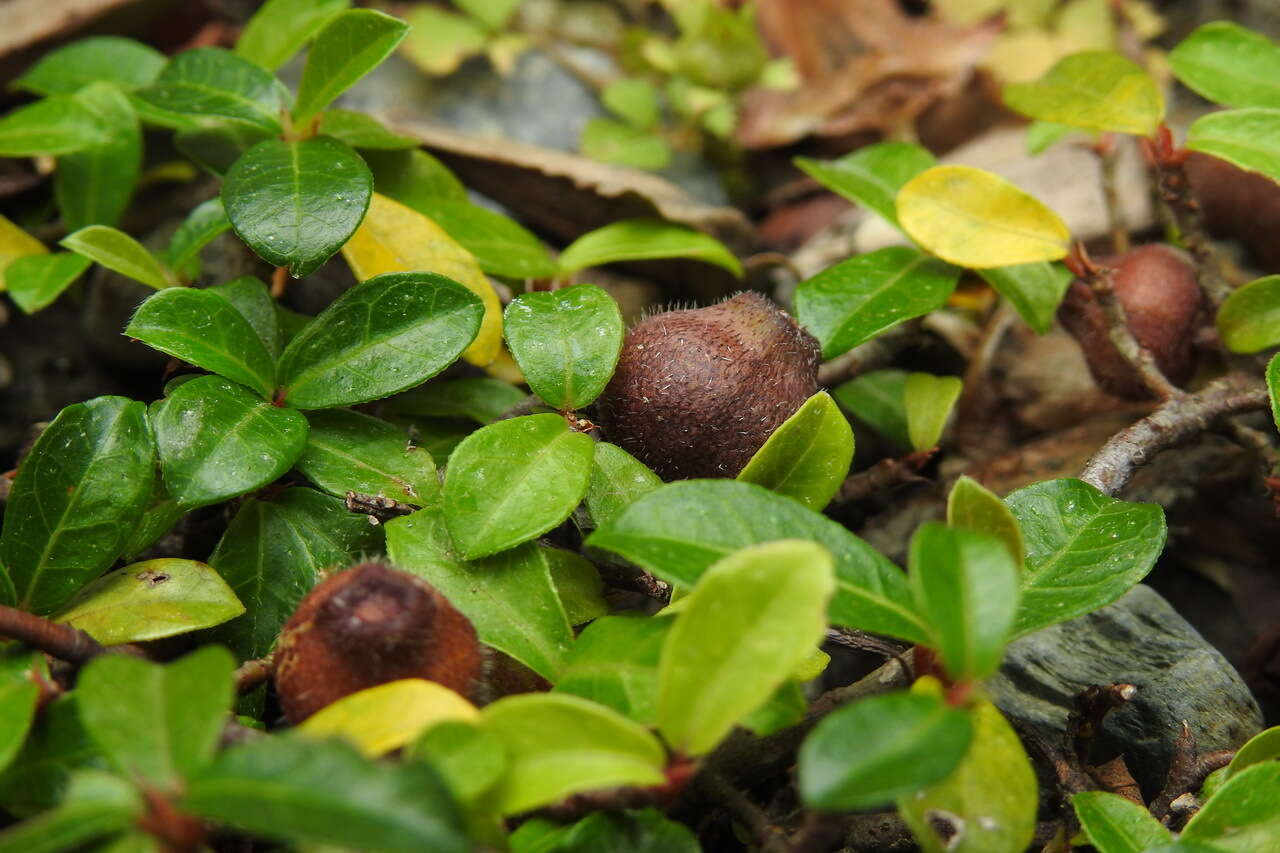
top-left (597, 292), bottom-right (820, 480)
top-left (1058, 245), bottom-right (1202, 401)
top-left (274, 562), bottom-right (482, 723)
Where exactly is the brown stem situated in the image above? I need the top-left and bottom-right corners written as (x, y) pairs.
top-left (816, 323), bottom-right (919, 388)
top-left (0, 604), bottom-right (107, 664)
top-left (344, 490), bottom-right (416, 525)
top-left (233, 655), bottom-right (275, 694)
top-left (1151, 722), bottom-right (1198, 823)
top-left (1097, 137), bottom-right (1130, 254)
top-left (832, 451), bottom-right (933, 506)
top-left (1154, 156), bottom-right (1232, 312)
top-left (786, 811), bottom-right (843, 853)
top-left (270, 265), bottom-right (289, 299)
top-left (698, 772), bottom-right (789, 853)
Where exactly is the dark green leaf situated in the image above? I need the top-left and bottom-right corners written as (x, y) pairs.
top-left (236, 0), bottom-right (350, 71)
top-left (150, 376), bottom-right (308, 508)
top-left (222, 136), bottom-right (372, 277)
top-left (407, 198), bottom-right (557, 279)
top-left (1216, 274), bottom-right (1280, 353)
top-left (0, 97), bottom-right (107, 157)
top-left (1181, 762), bottom-right (1280, 851)
top-left (318, 109), bottom-right (419, 149)
top-left (0, 696), bottom-right (97, 816)
top-left (296, 408), bottom-right (437, 505)
top-left (584, 442), bottom-right (662, 528)
top-left (736, 391), bottom-right (854, 511)
top-left (505, 284), bottom-right (623, 410)
top-left (547, 547), bottom-right (606, 625)
top-left (365, 148), bottom-right (467, 203)
top-left (277, 271), bottom-right (483, 408)
top-left (0, 771), bottom-right (141, 853)
top-left (134, 47), bottom-right (287, 133)
top-left (61, 225), bottom-right (174, 289)
top-left (558, 219), bottom-right (742, 277)
top-left (978, 262), bottom-right (1073, 334)
top-left (832, 369), bottom-right (911, 450)
top-left (580, 119), bottom-right (672, 170)
top-left (794, 142), bottom-right (936, 229)
top-left (206, 276), bottom-right (280, 359)
top-left (1170, 22), bottom-right (1280, 110)
top-left (119, 486), bottom-right (184, 562)
top-left (4, 253), bottom-right (91, 314)
top-left (163, 198), bottom-right (231, 272)
top-left (1187, 108), bottom-right (1280, 186)
top-left (543, 810), bottom-right (701, 853)
top-left (55, 83), bottom-right (141, 230)
top-left (174, 121), bottom-right (271, 175)
top-left (0, 397), bottom-right (154, 614)
top-left (15, 37), bottom-right (165, 95)
top-left (1072, 791), bottom-right (1172, 853)
top-left (385, 377), bottom-right (525, 424)
top-left (553, 614), bottom-right (670, 724)
top-left (293, 10), bottom-right (409, 122)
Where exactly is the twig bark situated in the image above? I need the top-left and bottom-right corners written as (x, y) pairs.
top-left (697, 772), bottom-right (789, 853)
top-left (233, 655), bottom-right (275, 694)
top-left (0, 604), bottom-right (107, 664)
top-left (816, 323), bottom-right (920, 388)
top-left (1152, 148), bottom-right (1233, 312)
top-left (1096, 136), bottom-right (1130, 254)
top-left (832, 452), bottom-right (933, 505)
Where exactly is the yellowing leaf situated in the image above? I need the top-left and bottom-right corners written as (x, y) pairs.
top-left (897, 166), bottom-right (1070, 269)
top-left (297, 679), bottom-right (478, 756)
top-left (342, 192), bottom-right (502, 365)
top-left (0, 214), bottom-right (47, 292)
top-left (484, 345), bottom-right (525, 385)
top-left (1003, 51), bottom-right (1165, 137)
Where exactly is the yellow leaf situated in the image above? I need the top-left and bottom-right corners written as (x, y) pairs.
top-left (342, 192), bottom-right (503, 365)
top-left (298, 679), bottom-right (479, 757)
top-left (0, 214), bottom-right (47, 292)
top-left (897, 166), bottom-right (1070, 269)
top-left (484, 345), bottom-right (525, 385)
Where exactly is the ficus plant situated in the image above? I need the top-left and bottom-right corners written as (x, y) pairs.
top-left (0, 4), bottom-right (1278, 853)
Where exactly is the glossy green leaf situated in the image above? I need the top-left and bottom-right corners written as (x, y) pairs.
top-left (0, 97), bottom-right (106, 156)
top-left (443, 414), bottom-right (595, 559)
top-left (0, 652), bottom-right (42, 777)
top-left (909, 524), bottom-right (1020, 681)
top-left (795, 141), bottom-right (936, 229)
top-left (163, 198), bottom-right (231, 272)
top-left (1227, 725), bottom-right (1280, 777)
top-left (55, 83), bottom-right (141, 230)
top-left (126, 286), bottom-right (277, 398)
top-left (947, 476), bottom-right (1024, 569)
top-left (76, 646), bottom-right (234, 787)
top-left (236, 0), bottom-right (350, 71)
top-left (15, 37), bottom-right (165, 95)
top-left (207, 276), bottom-right (280, 358)
top-left (904, 372), bottom-right (963, 452)
top-left (318, 109), bottom-right (419, 150)
top-left (1187, 109), bottom-right (1280, 185)
top-left (1216, 274), bottom-right (1280, 352)
top-left (0, 397), bottom-right (154, 614)
top-left (135, 48), bottom-right (287, 132)
top-left (1170, 22), bottom-right (1280, 110)
top-left (184, 736), bottom-right (468, 853)
top-left (223, 136), bottom-right (373, 277)
top-left (4, 253), bottom-right (91, 314)
top-left (581, 119), bottom-right (673, 171)
top-left (293, 10), bottom-right (409, 123)
top-left (408, 719), bottom-right (506, 806)
top-left (558, 219), bottom-right (742, 277)
top-left (0, 771), bottom-right (141, 853)
top-left (505, 284), bottom-right (624, 410)
top-left (1269, 353), bottom-right (1280, 435)
top-left (385, 377), bottom-right (525, 424)
top-left (1003, 51), bottom-right (1164, 136)
top-left (553, 614), bottom-right (670, 724)
top-left (797, 247), bottom-right (957, 359)
top-left (278, 271), bottom-right (483, 408)
top-left (658, 540), bottom-right (834, 755)
top-left (832, 369), bottom-right (911, 450)
top-left (547, 547), bottom-right (606, 625)
top-left (1181, 762), bottom-right (1280, 851)
top-left (800, 691), bottom-right (972, 810)
top-left (405, 197), bottom-right (557, 279)
top-left (53, 558), bottom-right (243, 645)
top-left (737, 391), bottom-right (853, 510)
top-left (61, 225), bottom-right (174, 289)
top-left (1072, 791), bottom-right (1173, 853)
top-left (296, 408), bottom-right (437, 505)
top-left (481, 693), bottom-right (666, 814)
top-left (150, 376), bottom-right (308, 508)
top-left (588, 479), bottom-right (928, 643)
top-left (1005, 478), bottom-right (1166, 637)
top-left (978, 262), bottom-right (1073, 334)
top-left (585, 442), bottom-right (663, 528)
top-left (174, 121), bottom-right (271, 175)
top-left (208, 488), bottom-right (382, 659)
top-left (386, 508), bottom-right (574, 680)
top-left (119, 486), bottom-right (184, 562)
top-left (897, 699), bottom-right (1037, 853)
top-left (0, 696), bottom-right (97, 817)
top-left (365, 147), bottom-right (467, 203)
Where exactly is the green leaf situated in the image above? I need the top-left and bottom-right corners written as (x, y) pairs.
top-left (800, 692), bottom-right (973, 810)
top-left (61, 225), bottom-right (174, 289)
top-left (1003, 51), bottom-right (1164, 136)
top-left (832, 369), bottom-right (911, 450)
top-left (277, 271), bottom-right (483, 408)
top-left (480, 693), bottom-right (666, 814)
top-left (207, 275), bottom-right (280, 358)
top-left (553, 614), bottom-right (670, 724)
top-left (547, 547), bottom-right (607, 625)
top-left (536, 810), bottom-right (701, 853)
top-left (978, 262), bottom-right (1073, 334)
top-left (163, 198), bottom-right (231, 272)
top-left (904, 372), bottom-right (963, 452)
top-left (0, 771), bottom-right (141, 853)
top-left (897, 165), bottom-right (1071, 269)
top-left (1025, 120), bottom-right (1085, 155)
top-left (4, 253), bottom-right (91, 314)
top-left (0, 696), bottom-right (97, 817)
top-left (126, 286), bottom-right (277, 397)
top-left (602, 78), bottom-right (662, 129)
top-left (1005, 478), bottom-right (1166, 637)
top-left (588, 479), bottom-right (928, 643)
top-left (737, 391), bottom-right (854, 510)
top-left (318, 109), bottom-right (419, 150)
top-left (1269, 353), bottom-right (1280, 434)
top-left (365, 147), bottom-right (467, 203)
top-left (55, 83), bottom-right (141, 230)
top-left (15, 37), bottom-right (165, 95)
top-left (454, 0), bottom-right (523, 31)
top-left (236, 0), bottom-right (350, 71)
top-left (1216, 274), bottom-right (1280, 352)
top-left (580, 119), bottom-right (673, 171)
top-left (1186, 108), bottom-right (1280, 185)
top-left (385, 377), bottom-right (525, 424)
top-left (208, 488), bottom-right (382, 659)
top-left (0, 97), bottom-right (107, 157)
top-left (183, 736), bottom-right (468, 853)
top-left (399, 5), bottom-right (487, 77)
top-left (657, 540), bottom-right (834, 755)
top-left (1170, 21), bottom-right (1280, 110)
top-left (1072, 791), bottom-right (1173, 853)
top-left (795, 141), bottom-right (936, 229)
top-left (405, 197), bottom-right (558, 279)
top-left (505, 284), bottom-right (624, 410)
top-left (0, 651), bottom-right (42, 777)
top-left (897, 699), bottom-right (1037, 853)
top-left (1181, 762), bottom-right (1280, 851)
top-left (796, 247), bottom-right (958, 358)
top-left (585, 442), bottom-right (663, 528)
top-left (174, 121), bottom-right (271, 175)
top-left (135, 48), bottom-right (287, 132)
top-left (0, 397), bottom-right (155, 614)
top-left (443, 414), bottom-right (595, 559)
top-left (296, 408), bottom-right (437, 505)
top-left (150, 376), bottom-right (309, 508)
top-left (407, 720), bottom-right (506, 806)
top-left (1227, 725), bottom-right (1280, 777)
top-left (558, 219), bottom-right (742, 277)
top-left (909, 524), bottom-right (1020, 681)
top-left (293, 10), bottom-right (409, 123)
top-left (76, 646), bottom-right (235, 787)
top-left (223, 136), bottom-right (373, 277)
top-left (947, 476), bottom-right (1024, 569)
top-left (386, 510), bottom-right (574, 680)
top-left (53, 559), bottom-right (244, 645)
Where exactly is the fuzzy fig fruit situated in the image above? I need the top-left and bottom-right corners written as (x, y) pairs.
top-left (597, 292), bottom-right (820, 480)
top-left (274, 562), bottom-right (482, 723)
top-left (1057, 244), bottom-right (1202, 401)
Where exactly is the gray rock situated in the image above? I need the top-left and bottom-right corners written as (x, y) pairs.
top-left (988, 584), bottom-right (1262, 793)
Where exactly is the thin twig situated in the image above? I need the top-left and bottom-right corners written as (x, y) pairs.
top-left (786, 811), bottom-right (843, 853)
top-left (344, 490), bottom-right (416, 524)
top-left (1096, 136), bottom-right (1130, 254)
top-left (0, 604), bottom-right (107, 664)
top-left (698, 772), bottom-right (789, 853)
top-left (233, 655), bottom-right (275, 694)
top-left (1152, 146), bottom-right (1233, 312)
top-left (832, 451), bottom-right (933, 506)
top-left (816, 323), bottom-right (921, 388)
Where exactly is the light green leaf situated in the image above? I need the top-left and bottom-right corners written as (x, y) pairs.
top-left (553, 615), bottom-right (670, 724)
top-left (580, 119), bottom-right (672, 171)
top-left (296, 409), bottom-right (437, 505)
top-left (298, 679), bottom-right (478, 757)
top-left (602, 78), bottom-right (661, 129)
top-left (0, 97), bottom-right (107, 157)
top-left (1187, 108), bottom-right (1280, 186)
top-left (585, 442), bottom-right (663, 528)
top-left (1025, 120), bottom-right (1085, 155)
top-left (904, 372), bottom-right (963, 452)
top-left (737, 391), bottom-right (854, 510)
top-left (0, 771), bottom-right (142, 853)
top-left (547, 547), bottom-right (607, 626)
top-left (947, 476), bottom-right (1023, 569)
top-left (385, 377), bottom-right (525, 424)
top-left (1269, 353), bottom-right (1280, 434)
top-left (1217, 274), bottom-right (1280, 352)
top-left (61, 225), bottom-right (175, 289)
top-left (795, 141), bottom-right (936, 229)
top-left (236, 0), bottom-right (350, 71)
top-left (134, 47), bottom-right (288, 132)
top-left (1181, 762), bottom-right (1280, 851)
top-left (832, 369), bottom-right (911, 450)
top-left (318, 109), bottom-right (419, 150)
top-left (15, 37), bottom-right (165, 95)
top-left (1003, 51), bottom-right (1164, 136)
top-left (399, 5), bottom-right (488, 77)
top-left (1170, 21), bottom-right (1280, 110)
top-left (404, 197), bottom-right (557, 279)
top-left (1227, 725), bottom-right (1280, 777)
top-left (164, 198), bottom-right (231, 272)
top-left (558, 219), bottom-right (742, 277)
top-left (505, 284), bottom-right (624, 410)
top-left (1072, 791), bottom-right (1173, 853)
top-left (0, 652), bottom-right (42, 777)
top-left (55, 82), bottom-right (141, 231)
top-left (5, 253), bottom-right (91, 314)
top-left (978, 262), bottom-right (1073, 334)
top-left (407, 720), bottom-right (506, 806)
top-left (293, 10), bottom-right (409, 123)
top-left (454, 0), bottom-right (524, 31)
top-left (0, 696), bottom-right (98, 817)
